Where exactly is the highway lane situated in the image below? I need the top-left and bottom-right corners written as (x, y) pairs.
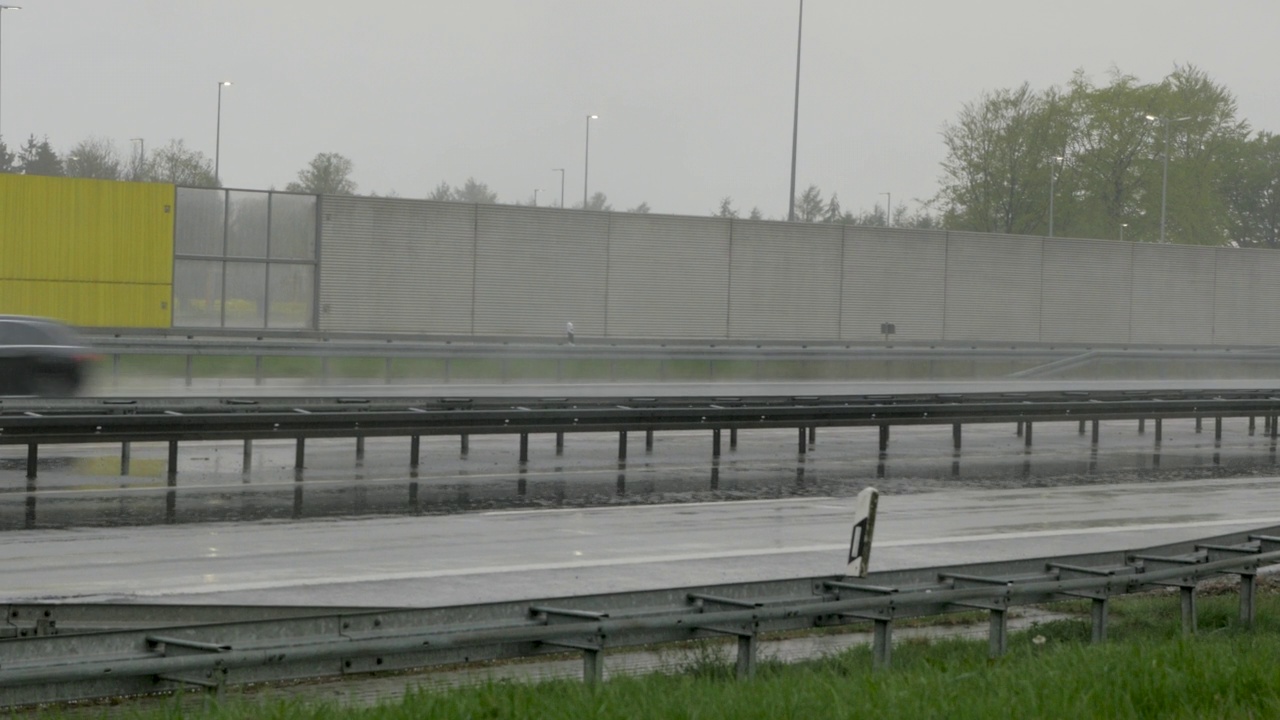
top-left (2, 474), bottom-right (1275, 607)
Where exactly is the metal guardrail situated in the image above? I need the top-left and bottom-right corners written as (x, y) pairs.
top-left (2, 390), bottom-right (1279, 477)
top-left (2, 523), bottom-right (1276, 707)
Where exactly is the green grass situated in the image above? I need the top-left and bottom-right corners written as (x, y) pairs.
top-left (23, 589), bottom-right (1280, 719)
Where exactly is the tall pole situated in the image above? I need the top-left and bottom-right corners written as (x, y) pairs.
top-left (0, 5), bottom-right (21, 149)
top-left (787, 0), bottom-right (803, 222)
top-left (533, 188), bottom-right (540, 207)
top-left (1049, 155), bottom-right (1063, 238)
top-left (215, 81), bottom-right (231, 185)
top-left (1159, 118), bottom-right (1170, 243)
top-left (880, 192), bottom-right (891, 227)
top-left (553, 168), bottom-right (565, 208)
top-left (130, 137), bottom-right (145, 180)
top-left (583, 114), bottom-right (597, 209)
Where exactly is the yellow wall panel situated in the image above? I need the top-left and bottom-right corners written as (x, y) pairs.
top-left (0, 175), bottom-right (174, 327)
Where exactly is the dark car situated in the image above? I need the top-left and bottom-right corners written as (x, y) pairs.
top-left (0, 316), bottom-right (95, 396)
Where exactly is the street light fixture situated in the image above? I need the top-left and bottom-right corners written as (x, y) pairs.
top-left (787, 0), bottom-right (803, 222)
top-left (0, 5), bottom-right (21, 147)
top-left (1048, 155), bottom-right (1064, 238)
top-left (1120, 222), bottom-right (1128, 242)
top-left (583, 115), bottom-right (598, 209)
top-left (880, 192), bottom-right (891, 227)
top-left (552, 168), bottom-right (565, 208)
top-left (1145, 114), bottom-right (1191, 243)
top-left (215, 80), bottom-right (232, 185)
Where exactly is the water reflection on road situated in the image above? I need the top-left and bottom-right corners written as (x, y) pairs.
top-left (1, 419), bottom-right (1275, 530)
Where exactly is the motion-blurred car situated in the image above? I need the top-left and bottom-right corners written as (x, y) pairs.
top-left (0, 316), bottom-right (94, 396)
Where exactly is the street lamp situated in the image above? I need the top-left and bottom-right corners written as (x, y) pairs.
top-left (1120, 222), bottom-right (1128, 242)
top-left (215, 80), bottom-right (232, 185)
top-left (880, 192), bottom-right (891, 227)
top-left (1048, 155), bottom-right (1064, 238)
top-left (0, 5), bottom-right (21, 147)
top-left (787, 0), bottom-right (803, 222)
top-left (583, 115), bottom-right (598, 209)
top-left (552, 168), bottom-right (565, 208)
top-left (1145, 114), bottom-right (1191, 243)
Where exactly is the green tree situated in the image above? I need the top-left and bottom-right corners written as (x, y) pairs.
top-left (285, 152), bottom-right (357, 195)
top-left (748, 207), bottom-right (764, 221)
top-left (715, 197), bottom-right (738, 218)
top-left (427, 182), bottom-right (453, 201)
top-left (147, 139), bottom-right (217, 187)
top-left (453, 178), bottom-right (498, 204)
top-left (65, 137), bottom-right (122, 180)
top-left (626, 201), bottom-right (651, 213)
top-left (1223, 132), bottom-right (1280, 248)
top-left (794, 185), bottom-right (824, 222)
top-left (579, 191), bottom-right (611, 211)
top-left (0, 137), bottom-right (15, 173)
top-left (17, 135), bottom-right (63, 176)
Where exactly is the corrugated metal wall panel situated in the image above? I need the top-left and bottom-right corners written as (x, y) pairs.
top-left (1211, 248), bottom-right (1280, 346)
top-left (605, 213), bottom-right (730, 339)
top-left (841, 227), bottom-right (947, 341)
top-left (943, 232), bottom-right (1043, 342)
top-left (318, 197), bottom-right (476, 334)
top-left (473, 206), bottom-right (610, 337)
top-left (0, 175), bottom-right (173, 327)
top-left (1040, 238), bottom-right (1133, 344)
top-left (1130, 244), bottom-right (1216, 344)
top-left (728, 221), bottom-right (842, 339)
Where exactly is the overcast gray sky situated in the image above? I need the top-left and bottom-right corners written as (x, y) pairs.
top-left (2, 0), bottom-right (1276, 217)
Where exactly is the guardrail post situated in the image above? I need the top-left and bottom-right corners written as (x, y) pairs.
top-left (184, 355), bottom-right (193, 388)
top-left (1215, 417), bottom-right (1223, 442)
top-left (953, 424), bottom-right (961, 450)
top-left (556, 432), bottom-right (565, 455)
top-left (712, 430), bottom-right (722, 458)
top-left (1091, 598), bottom-right (1108, 643)
top-left (167, 441), bottom-right (178, 477)
top-left (988, 608), bottom-right (1008, 658)
top-left (461, 434), bottom-right (470, 456)
top-left (873, 619), bottom-right (892, 669)
top-left (112, 353), bottom-right (120, 385)
top-left (254, 356), bottom-right (263, 386)
top-left (618, 431), bottom-right (628, 461)
top-left (878, 425), bottom-right (889, 453)
top-left (410, 436), bottom-right (420, 468)
top-left (583, 648), bottom-right (603, 685)
top-left (1137, 418), bottom-right (1145, 434)
top-left (26, 444), bottom-right (37, 479)
top-left (355, 436), bottom-right (365, 464)
top-left (120, 441), bottom-right (131, 475)
top-left (1240, 573), bottom-right (1256, 628)
top-left (1154, 419), bottom-right (1162, 446)
top-left (736, 634), bottom-right (757, 678)
top-left (808, 427), bottom-right (816, 448)
top-left (1196, 417), bottom-right (1202, 433)
top-left (295, 438), bottom-right (306, 469)
top-left (1271, 415), bottom-right (1278, 440)
top-left (242, 440), bottom-right (252, 472)
top-left (1249, 416), bottom-right (1256, 436)
top-left (730, 429), bottom-right (737, 449)
top-left (1016, 421), bottom-right (1023, 437)
top-left (1024, 422), bottom-right (1033, 447)
top-left (1181, 586), bottom-right (1197, 635)
top-left (1091, 420), bottom-right (1100, 445)
top-left (798, 428), bottom-right (807, 454)
top-left (519, 433), bottom-right (529, 463)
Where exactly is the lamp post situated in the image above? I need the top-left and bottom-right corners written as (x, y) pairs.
top-left (1048, 155), bottom-right (1064, 238)
top-left (583, 114), bottom-right (598, 209)
top-left (215, 80), bottom-right (232, 185)
top-left (0, 5), bottom-right (20, 147)
top-left (787, 0), bottom-right (803, 222)
top-left (129, 138), bottom-right (144, 180)
top-left (533, 188), bottom-right (541, 207)
top-left (880, 192), bottom-right (891, 227)
top-left (552, 168), bottom-right (565, 208)
top-left (1145, 114), bottom-right (1191, 243)
top-left (1120, 222), bottom-right (1128, 242)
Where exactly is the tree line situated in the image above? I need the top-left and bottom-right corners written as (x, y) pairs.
top-left (3, 63), bottom-right (1274, 242)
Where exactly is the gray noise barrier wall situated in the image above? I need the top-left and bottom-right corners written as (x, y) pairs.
top-left (311, 197), bottom-right (1280, 347)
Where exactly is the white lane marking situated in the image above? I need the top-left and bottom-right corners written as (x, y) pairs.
top-left (90, 515), bottom-right (1280, 599)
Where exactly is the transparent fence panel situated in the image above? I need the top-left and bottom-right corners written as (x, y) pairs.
top-left (227, 191), bottom-right (269, 258)
top-left (270, 193), bottom-right (317, 260)
top-left (268, 263), bottom-right (315, 329)
top-left (223, 261), bottom-right (268, 328)
top-left (174, 188), bottom-right (226, 256)
top-left (173, 259), bottom-right (224, 327)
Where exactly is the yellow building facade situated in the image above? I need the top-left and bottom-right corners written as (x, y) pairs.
top-left (0, 174), bottom-right (174, 327)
